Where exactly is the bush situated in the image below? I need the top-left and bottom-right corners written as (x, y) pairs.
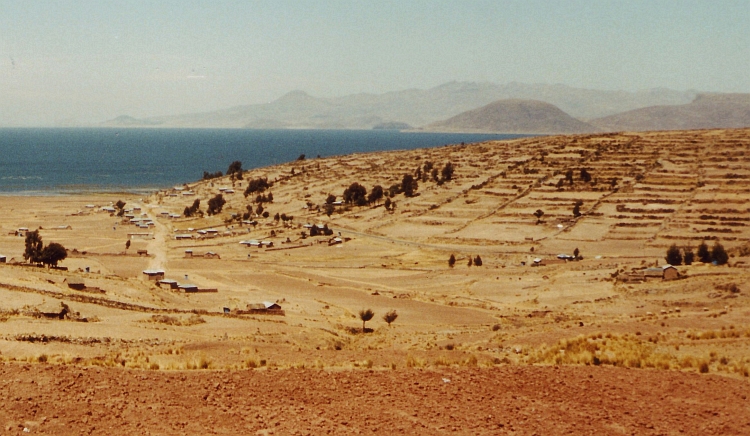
top-left (448, 254), bottom-right (456, 267)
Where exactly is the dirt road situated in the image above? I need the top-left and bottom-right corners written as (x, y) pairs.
top-left (1, 363), bottom-right (747, 435)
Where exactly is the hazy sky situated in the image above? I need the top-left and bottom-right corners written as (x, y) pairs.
top-left (1, 0), bottom-right (748, 126)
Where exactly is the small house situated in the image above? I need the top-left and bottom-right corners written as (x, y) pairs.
top-left (178, 284), bottom-right (199, 292)
top-left (158, 279), bottom-right (179, 290)
top-left (184, 250), bottom-right (193, 258)
top-left (142, 269), bottom-right (165, 281)
top-left (175, 234), bottom-right (193, 240)
top-left (643, 265), bottom-right (679, 281)
top-left (64, 278), bottom-right (86, 291)
top-left (0, 255), bottom-right (6, 263)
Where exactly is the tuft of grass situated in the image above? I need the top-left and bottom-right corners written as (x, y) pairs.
top-left (405, 354), bottom-right (425, 368)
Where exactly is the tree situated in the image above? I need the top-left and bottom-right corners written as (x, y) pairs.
top-left (665, 244), bottom-right (683, 265)
top-left (431, 168), bottom-right (440, 182)
top-left (359, 309), bottom-right (375, 332)
top-left (125, 240), bottom-right (131, 250)
top-left (712, 242), bottom-right (729, 265)
top-left (474, 255), bottom-right (483, 266)
top-left (326, 194), bottom-right (336, 204)
top-left (697, 241), bottom-right (711, 263)
top-left (184, 199), bottom-right (201, 217)
top-left (441, 162), bottom-right (455, 182)
top-left (382, 310), bottom-right (398, 327)
top-left (115, 200), bottom-right (126, 217)
top-left (683, 248), bottom-right (694, 265)
top-left (580, 168), bottom-right (592, 183)
top-left (533, 209), bottom-right (544, 224)
top-left (368, 185), bottom-right (384, 205)
top-left (573, 200), bottom-right (583, 217)
top-left (467, 257), bottom-right (473, 267)
top-left (402, 174), bottom-right (418, 197)
top-left (24, 230), bottom-right (44, 264)
top-left (573, 247), bottom-right (580, 259)
top-left (226, 161), bottom-right (243, 180)
top-left (297, 154), bottom-right (306, 161)
top-left (343, 182), bottom-right (367, 205)
top-left (448, 254), bottom-right (456, 267)
top-left (325, 203), bottom-right (335, 216)
top-left (40, 242), bottom-right (67, 267)
top-left (244, 177), bottom-right (271, 197)
top-left (206, 194), bottom-right (226, 216)
top-left (384, 198), bottom-right (392, 211)
top-left (565, 169), bottom-right (574, 185)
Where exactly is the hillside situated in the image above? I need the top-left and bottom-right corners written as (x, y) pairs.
top-left (424, 99), bottom-right (596, 134)
top-left (101, 81), bottom-right (696, 129)
top-left (1, 128), bottom-right (749, 433)
top-left (591, 93), bottom-right (750, 132)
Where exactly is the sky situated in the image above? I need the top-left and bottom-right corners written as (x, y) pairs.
top-left (1, 0), bottom-right (748, 126)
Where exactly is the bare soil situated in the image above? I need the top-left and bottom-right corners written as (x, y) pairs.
top-left (2, 363), bottom-right (748, 435)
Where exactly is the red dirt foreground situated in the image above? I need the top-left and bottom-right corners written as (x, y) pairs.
top-left (1, 363), bottom-right (748, 435)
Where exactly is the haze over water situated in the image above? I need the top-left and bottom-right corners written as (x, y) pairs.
top-left (0, 128), bottom-right (525, 195)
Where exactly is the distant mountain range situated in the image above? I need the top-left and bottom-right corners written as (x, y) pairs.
top-left (102, 82), bottom-right (750, 133)
top-left (102, 81), bottom-right (696, 130)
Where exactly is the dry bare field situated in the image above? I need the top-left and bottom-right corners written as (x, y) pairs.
top-left (1, 128), bottom-right (749, 434)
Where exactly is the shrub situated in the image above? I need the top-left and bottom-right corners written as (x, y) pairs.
top-left (448, 254), bottom-right (456, 267)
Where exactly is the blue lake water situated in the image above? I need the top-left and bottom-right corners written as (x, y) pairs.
top-left (0, 128), bottom-right (528, 195)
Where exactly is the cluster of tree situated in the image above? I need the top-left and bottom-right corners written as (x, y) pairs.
top-left (336, 183), bottom-right (385, 208)
top-left (206, 194), bottom-right (226, 216)
top-left (272, 212), bottom-right (294, 224)
top-left (448, 254), bottom-right (482, 267)
top-left (254, 193), bottom-right (273, 204)
top-left (24, 230), bottom-right (67, 267)
top-left (557, 168), bottom-right (593, 188)
top-left (203, 170), bottom-right (223, 180)
top-left (244, 177), bottom-right (272, 197)
top-left (247, 203), bottom-right (270, 219)
top-left (416, 161), bottom-right (455, 186)
top-left (358, 308), bottom-right (398, 332)
top-left (309, 224), bottom-right (334, 237)
top-left (666, 241), bottom-right (728, 266)
top-left (226, 161), bottom-right (243, 180)
top-left (183, 199), bottom-right (201, 218)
